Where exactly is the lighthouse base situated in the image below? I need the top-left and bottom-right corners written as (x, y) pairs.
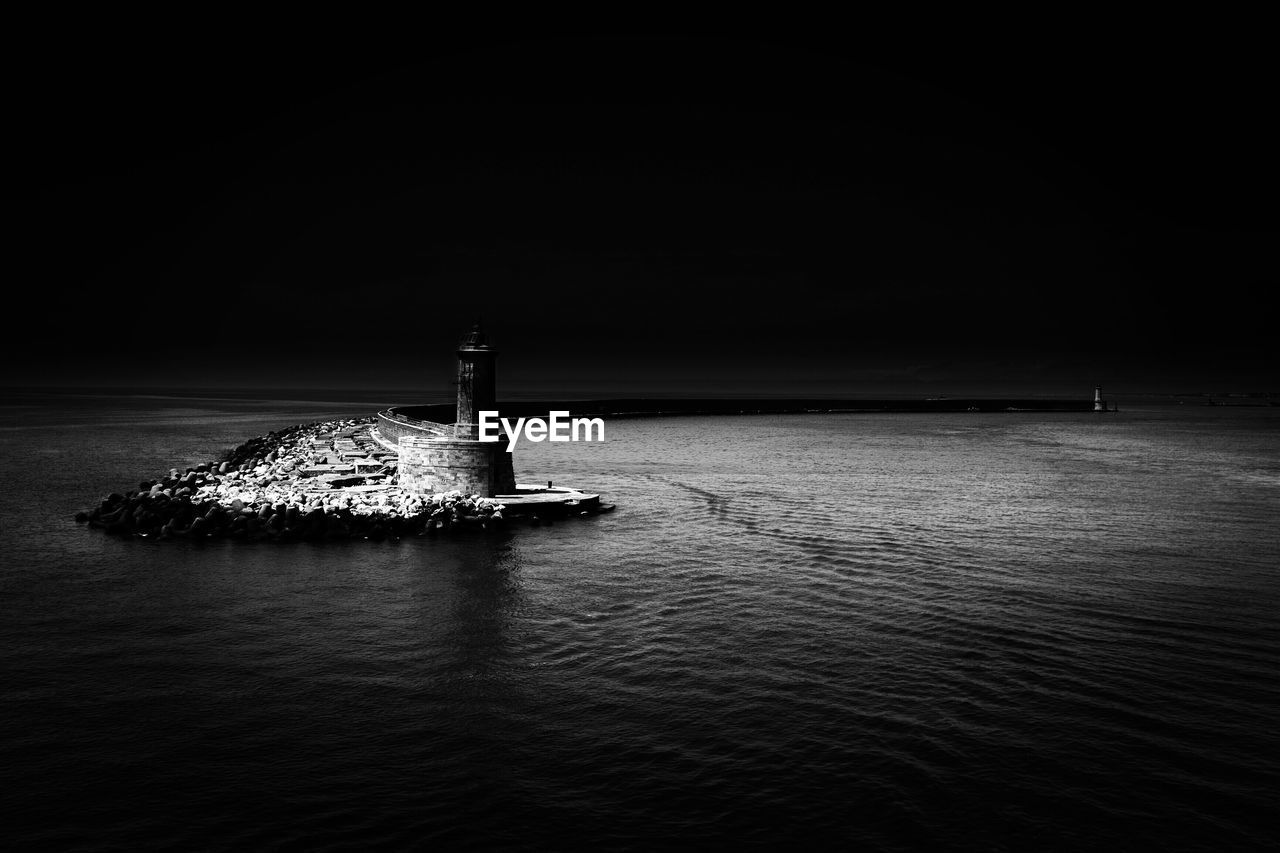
top-left (398, 436), bottom-right (516, 497)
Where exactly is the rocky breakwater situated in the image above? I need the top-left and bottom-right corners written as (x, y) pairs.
top-left (72, 417), bottom-right (522, 542)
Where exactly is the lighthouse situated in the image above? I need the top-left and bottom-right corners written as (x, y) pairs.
top-left (383, 324), bottom-right (516, 497)
top-left (455, 323), bottom-right (497, 440)
top-left (1094, 385), bottom-right (1106, 412)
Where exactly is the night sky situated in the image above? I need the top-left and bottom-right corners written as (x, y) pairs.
top-left (12, 29), bottom-right (1276, 398)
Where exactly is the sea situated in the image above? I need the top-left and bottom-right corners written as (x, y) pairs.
top-left (2, 389), bottom-right (1277, 851)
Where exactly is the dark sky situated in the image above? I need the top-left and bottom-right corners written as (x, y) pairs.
top-left (11, 28), bottom-right (1276, 398)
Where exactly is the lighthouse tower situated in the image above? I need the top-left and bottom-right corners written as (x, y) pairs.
top-left (1094, 385), bottom-right (1106, 412)
top-left (455, 323), bottom-right (497, 440)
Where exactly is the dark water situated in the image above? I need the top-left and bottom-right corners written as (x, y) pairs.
top-left (3, 392), bottom-right (1278, 850)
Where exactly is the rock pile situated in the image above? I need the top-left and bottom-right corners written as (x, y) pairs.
top-left (73, 417), bottom-right (516, 541)
top-left (76, 487), bottom-right (509, 541)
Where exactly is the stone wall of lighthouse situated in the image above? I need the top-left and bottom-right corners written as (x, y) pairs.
top-left (398, 435), bottom-right (515, 496)
top-left (393, 325), bottom-right (517, 498)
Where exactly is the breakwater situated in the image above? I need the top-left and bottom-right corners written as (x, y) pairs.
top-left (73, 417), bottom-right (598, 542)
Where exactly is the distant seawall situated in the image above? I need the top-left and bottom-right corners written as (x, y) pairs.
top-left (385, 398), bottom-right (1096, 425)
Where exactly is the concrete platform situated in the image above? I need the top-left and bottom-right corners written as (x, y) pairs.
top-left (493, 484), bottom-right (610, 516)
